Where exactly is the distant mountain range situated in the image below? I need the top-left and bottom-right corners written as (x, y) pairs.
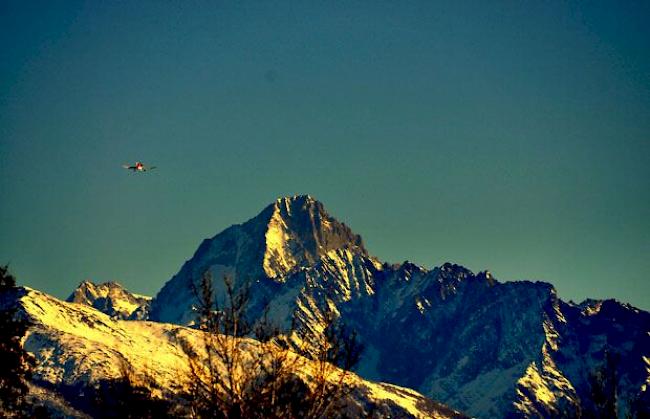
top-left (148, 195), bottom-right (650, 418)
top-left (6, 195), bottom-right (649, 418)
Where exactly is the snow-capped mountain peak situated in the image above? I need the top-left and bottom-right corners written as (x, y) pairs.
top-left (149, 195), bottom-right (372, 324)
top-left (66, 280), bottom-right (150, 320)
top-left (150, 197), bottom-right (650, 417)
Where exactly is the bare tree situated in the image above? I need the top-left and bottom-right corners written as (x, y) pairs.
top-left (80, 356), bottom-right (176, 419)
top-left (178, 271), bottom-right (363, 419)
top-left (295, 309), bottom-right (363, 418)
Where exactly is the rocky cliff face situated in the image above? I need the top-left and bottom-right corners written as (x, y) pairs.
top-left (150, 195), bottom-right (650, 418)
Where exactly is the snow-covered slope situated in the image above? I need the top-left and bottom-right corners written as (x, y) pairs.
top-left (150, 195), bottom-right (650, 418)
top-left (4, 287), bottom-right (464, 419)
top-left (66, 280), bottom-right (150, 320)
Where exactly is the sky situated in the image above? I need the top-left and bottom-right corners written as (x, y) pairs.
top-left (1, 1), bottom-right (648, 309)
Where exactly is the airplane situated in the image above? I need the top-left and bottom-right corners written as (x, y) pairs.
top-left (122, 161), bottom-right (156, 172)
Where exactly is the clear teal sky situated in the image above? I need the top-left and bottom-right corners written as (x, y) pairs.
top-left (1, 1), bottom-right (648, 309)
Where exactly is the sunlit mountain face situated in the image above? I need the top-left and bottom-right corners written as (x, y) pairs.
top-left (146, 195), bottom-right (650, 418)
top-left (66, 280), bottom-right (151, 320)
top-left (3, 284), bottom-right (466, 418)
top-left (1, 196), bottom-right (647, 418)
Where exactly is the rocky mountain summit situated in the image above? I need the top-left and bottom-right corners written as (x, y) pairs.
top-left (67, 280), bottom-right (150, 320)
top-left (149, 195), bottom-right (650, 418)
top-left (150, 195), bottom-right (377, 325)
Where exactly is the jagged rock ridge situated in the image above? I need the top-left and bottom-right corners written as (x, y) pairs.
top-left (150, 195), bottom-right (650, 418)
top-left (67, 280), bottom-right (150, 320)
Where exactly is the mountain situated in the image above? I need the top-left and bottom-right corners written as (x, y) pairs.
top-left (66, 280), bottom-right (151, 320)
top-left (3, 286), bottom-right (464, 419)
top-left (150, 195), bottom-right (650, 418)
top-left (150, 195), bottom-right (375, 325)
